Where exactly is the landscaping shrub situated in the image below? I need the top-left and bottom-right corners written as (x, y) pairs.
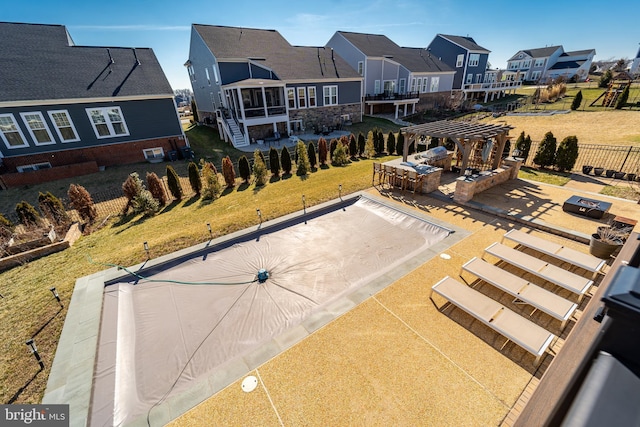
top-left (502, 139), bottom-right (511, 159)
top-left (191, 99), bottom-right (199, 123)
top-left (253, 150), bottom-right (269, 186)
top-left (348, 134), bottom-right (358, 158)
top-left (374, 129), bottom-right (384, 155)
top-left (365, 131), bottom-right (375, 158)
top-left (387, 132), bottom-right (396, 155)
top-left (269, 147), bottom-right (281, 176)
top-left (0, 213), bottom-right (15, 240)
top-left (515, 131), bottom-right (532, 162)
top-left (396, 131), bottom-right (404, 156)
top-left (122, 172), bottom-right (159, 216)
top-left (38, 191), bottom-right (70, 226)
top-left (67, 184), bottom-right (97, 224)
top-left (187, 161), bottom-right (202, 196)
top-left (428, 136), bottom-right (439, 150)
top-left (555, 135), bottom-right (579, 172)
top-left (133, 188), bottom-right (160, 217)
top-left (222, 156), bottom-right (236, 188)
top-left (331, 142), bottom-right (350, 166)
top-left (295, 141), bottom-right (311, 176)
top-left (329, 138), bottom-right (338, 159)
top-left (238, 155), bottom-right (251, 183)
top-left (533, 131), bottom-right (557, 168)
top-left (599, 70), bottom-right (613, 88)
top-left (281, 146), bottom-right (292, 174)
top-left (307, 142), bottom-right (317, 169)
top-left (318, 138), bottom-right (328, 165)
top-left (15, 201), bottom-right (41, 228)
top-left (122, 172), bottom-right (145, 214)
top-left (166, 165), bottom-right (183, 200)
top-left (146, 172), bottom-right (167, 207)
top-left (615, 84), bottom-right (630, 109)
top-left (357, 133), bottom-right (365, 157)
top-left (571, 90), bottom-right (583, 110)
top-left (201, 160), bottom-right (222, 200)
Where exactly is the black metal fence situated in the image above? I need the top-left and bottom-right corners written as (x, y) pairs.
top-left (522, 142), bottom-right (640, 175)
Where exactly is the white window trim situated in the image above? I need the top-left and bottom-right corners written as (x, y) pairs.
top-left (205, 68), bottom-right (211, 86)
top-left (20, 111), bottom-right (55, 146)
top-left (357, 61), bottom-right (364, 76)
top-left (399, 78), bottom-right (406, 94)
top-left (17, 162), bottom-right (52, 172)
top-left (0, 113), bottom-right (28, 149)
top-left (374, 80), bottom-right (381, 95)
top-left (307, 86), bottom-right (317, 108)
top-left (469, 54), bottom-right (480, 67)
top-left (421, 78), bottom-right (428, 93)
top-left (323, 85), bottom-right (338, 106)
top-left (86, 106), bottom-right (130, 139)
top-left (297, 87), bottom-right (307, 109)
top-left (466, 74), bottom-right (473, 84)
top-left (416, 78), bottom-right (422, 93)
top-left (47, 110), bottom-right (80, 142)
top-left (287, 88), bottom-right (296, 109)
top-left (143, 147), bottom-right (164, 160)
top-left (430, 76), bottom-right (440, 92)
top-left (456, 54), bottom-right (464, 67)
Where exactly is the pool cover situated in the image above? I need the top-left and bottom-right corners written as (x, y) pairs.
top-left (91, 197), bottom-right (451, 426)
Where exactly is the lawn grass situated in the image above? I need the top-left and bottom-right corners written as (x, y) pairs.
top-left (517, 167), bottom-right (572, 186)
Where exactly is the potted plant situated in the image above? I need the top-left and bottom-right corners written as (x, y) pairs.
top-left (589, 225), bottom-right (631, 259)
top-left (614, 171), bottom-right (626, 179)
top-left (605, 169), bottom-right (616, 178)
top-left (593, 167), bottom-right (605, 176)
top-left (627, 172), bottom-right (636, 181)
top-left (582, 165), bottom-right (593, 175)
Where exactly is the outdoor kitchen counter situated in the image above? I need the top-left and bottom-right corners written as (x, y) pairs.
top-left (382, 155), bottom-right (443, 193)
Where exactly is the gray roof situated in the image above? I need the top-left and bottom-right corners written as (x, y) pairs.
top-left (563, 49), bottom-right (596, 57)
top-left (336, 31), bottom-right (453, 73)
top-left (0, 22), bottom-right (173, 103)
top-left (509, 46), bottom-right (563, 60)
top-left (193, 25), bottom-right (360, 81)
top-left (436, 34), bottom-right (490, 53)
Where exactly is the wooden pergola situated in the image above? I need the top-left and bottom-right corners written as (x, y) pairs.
top-left (401, 120), bottom-right (513, 174)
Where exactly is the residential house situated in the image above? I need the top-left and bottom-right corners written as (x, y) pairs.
top-left (0, 22), bottom-right (186, 189)
top-left (426, 34), bottom-right (519, 102)
top-left (506, 46), bottom-right (596, 83)
top-left (629, 46), bottom-right (640, 77)
top-left (327, 31), bottom-right (455, 118)
top-left (186, 24), bottom-right (363, 148)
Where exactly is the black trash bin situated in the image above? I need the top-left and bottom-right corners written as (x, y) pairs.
top-left (180, 147), bottom-right (194, 160)
top-left (168, 150), bottom-right (178, 161)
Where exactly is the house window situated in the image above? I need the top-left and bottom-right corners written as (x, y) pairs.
top-left (48, 110), bottom-right (79, 142)
top-left (383, 80), bottom-right (395, 95)
top-left (287, 88), bottom-right (296, 109)
top-left (469, 54), bottom-right (480, 67)
top-left (86, 106), bottom-right (129, 138)
top-left (212, 65), bottom-right (219, 83)
top-left (17, 162), bottom-right (52, 172)
top-left (534, 59), bottom-right (545, 67)
top-left (20, 112), bottom-right (54, 145)
top-left (323, 85), bottom-right (338, 106)
top-left (456, 54), bottom-right (464, 67)
top-left (143, 147), bottom-right (164, 160)
top-left (421, 78), bottom-right (428, 93)
top-left (410, 78), bottom-right (416, 92)
top-left (357, 61), bottom-right (364, 76)
top-left (308, 87), bottom-right (316, 107)
top-left (205, 68), bottom-right (211, 85)
top-left (297, 87), bottom-right (307, 108)
top-left (414, 78), bottom-right (420, 93)
top-left (476, 74), bottom-right (483, 83)
top-left (399, 78), bottom-right (406, 94)
top-left (188, 65), bottom-right (196, 82)
top-left (523, 60), bottom-right (531, 68)
top-left (430, 77), bottom-right (440, 92)
top-left (0, 113), bottom-right (28, 148)
top-left (374, 80), bottom-right (381, 95)
top-left (531, 71), bottom-right (542, 81)
top-left (466, 74), bottom-right (473, 84)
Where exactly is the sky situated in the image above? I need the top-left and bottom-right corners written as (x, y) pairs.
top-left (6, 0), bottom-right (639, 91)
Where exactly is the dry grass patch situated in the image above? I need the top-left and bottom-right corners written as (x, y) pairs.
top-left (484, 111), bottom-right (640, 145)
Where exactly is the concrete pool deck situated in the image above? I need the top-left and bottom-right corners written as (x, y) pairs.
top-left (44, 173), bottom-right (640, 426)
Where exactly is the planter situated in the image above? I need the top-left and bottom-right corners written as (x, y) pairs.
top-left (589, 233), bottom-right (622, 259)
top-left (593, 167), bottom-right (605, 176)
top-left (627, 173), bottom-right (637, 181)
top-left (614, 171), bottom-right (626, 180)
top-left (582, 165), bottom-right (593, 175)
top-left (605, 169), bottom-right (616, 178)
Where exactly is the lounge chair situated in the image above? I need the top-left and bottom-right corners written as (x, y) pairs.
top-left (430, 276), bottom-right (555, 365)
top-left (483, 243), bottom-right (593, 301)
top-left (461, 257), bottom-right (577, 328)
top-left (502, 229), bottom-right (606, 279)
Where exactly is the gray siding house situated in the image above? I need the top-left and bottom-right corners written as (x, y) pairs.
top-left (0, 22), bottom-right (186, 189)
top-left (506, 46), bottom-right (596, 83)
top-left (327, 31), bottom-right (455, 118)
top-left (186, 24), bottom-right (363, 148)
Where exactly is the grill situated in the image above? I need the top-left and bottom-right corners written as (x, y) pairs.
top-left (421, 146), bottom-right (449, 164)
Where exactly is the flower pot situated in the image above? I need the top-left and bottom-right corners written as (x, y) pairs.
top-left (605, 169), bottom-right (616, 178)
top-left (589, 233), bottom-right (622, 259)
top-left (593, 167), bottom-right (604, 176)
top-left (614, 171), bottom-right (626, 180)
top-left (627, 173), bottom-right (636, 181)
top-left (582, 165), bottom-right (593, 174)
